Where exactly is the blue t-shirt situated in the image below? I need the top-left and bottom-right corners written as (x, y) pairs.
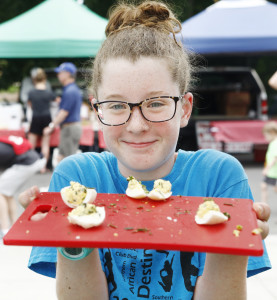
top-left (59, 82), bottom-right (82, 125)
top-left (28, 149), bottom-right (271, 299)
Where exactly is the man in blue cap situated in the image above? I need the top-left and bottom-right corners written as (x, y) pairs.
top-left (44, 62), bottom-right (82, 164)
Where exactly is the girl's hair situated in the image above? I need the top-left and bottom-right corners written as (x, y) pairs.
top-left (90, 0), bottom-right (194, 98)
top-left (263, 121), bottom-right (277, 135)
top-left (33, 68), bottom-right (47, 83)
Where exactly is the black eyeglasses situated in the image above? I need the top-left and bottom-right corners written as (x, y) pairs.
top-left (92, 95), bottom-right (183, 126)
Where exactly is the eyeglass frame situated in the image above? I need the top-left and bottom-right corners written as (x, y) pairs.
top-left (92, 94), bottom-right (186, 126)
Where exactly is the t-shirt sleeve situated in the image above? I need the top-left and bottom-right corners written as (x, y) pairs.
top-left (28, 247), bottom-right (57, 278)
top-left (27, 90), bottom-right (34, 101)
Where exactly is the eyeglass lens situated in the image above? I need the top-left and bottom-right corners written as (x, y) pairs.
top-left (96, 97), bottom-right (178, 126)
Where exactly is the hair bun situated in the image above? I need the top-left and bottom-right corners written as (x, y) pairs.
top-left (140, 1), bottom-right (170, 22)
top-left (106, 1), bottom-right (181, 37)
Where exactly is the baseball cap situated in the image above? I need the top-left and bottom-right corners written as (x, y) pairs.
top-left (54, 62), bottom-right (77, 75)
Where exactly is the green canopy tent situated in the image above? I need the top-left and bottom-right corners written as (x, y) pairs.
top-left (0, 0), bottom-right (108, 58)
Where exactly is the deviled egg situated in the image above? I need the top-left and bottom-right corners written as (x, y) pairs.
top-left (126, 176), bottom-right (148, 199)
top-left (60, 181), bottom-right (97, 208)
top-left (68, 203), bottom-right (106, 229)
top-left (148, 179), bottom-right (172, 200)
top-left (195, 199), bottom-right (228, 225)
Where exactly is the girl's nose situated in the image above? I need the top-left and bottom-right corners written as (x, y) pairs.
top-left (126, 107), bottom-right (149, 133)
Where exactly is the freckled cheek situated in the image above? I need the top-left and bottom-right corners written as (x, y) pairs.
top-left (101, 127), bottom-right (122, 146)
top-left (160, 122), bottom-right (179, 139)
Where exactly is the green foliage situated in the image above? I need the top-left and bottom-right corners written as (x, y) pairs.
top-left (0, 0), bottom-right (44, 23)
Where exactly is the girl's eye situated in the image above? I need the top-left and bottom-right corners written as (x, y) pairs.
top-left (146, 99), bottom-right (167, 108)
top-left (107, 102), bottom-right (128, 110)
top-left (150, 102), bottom-right (163, 108)
top-left (111, 104), bottom-right (125, 110)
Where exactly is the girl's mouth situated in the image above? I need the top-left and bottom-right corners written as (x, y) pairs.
top-left (123, 141), bottom-right (156, 148)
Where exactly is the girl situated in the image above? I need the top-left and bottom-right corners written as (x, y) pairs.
top-left (28, 1), bottom-right (271, 299)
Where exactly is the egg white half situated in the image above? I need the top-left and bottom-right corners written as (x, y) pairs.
top-left (147, 189), bottom-right (172, 200)
top-left (126, 187), bottom-right (147, 199)
top-left (195, 210), bottom-right (228, 225)
top-left (68, 206), bottom-right (106, 229)
top-left (61, 186), bottom-right (97, 208)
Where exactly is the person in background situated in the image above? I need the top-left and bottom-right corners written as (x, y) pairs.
top-left (43, 62), bottom-right (82, 165)
top-left (28, 68), bottom-right (56, 172)
top-left (261, 121), bottom-right (277, 203)
top-left (28, 1), bottom-right (271, 299)
top-left (0, 136), bottom-right (46, 238)
top-left (20, 67), bottom-right (52, 118)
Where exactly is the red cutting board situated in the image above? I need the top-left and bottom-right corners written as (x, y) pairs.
top-left (4, 193), bottom-right (263, 256)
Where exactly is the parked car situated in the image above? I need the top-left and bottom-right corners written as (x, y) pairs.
top-left (177, 67), bottom-right (269, 161)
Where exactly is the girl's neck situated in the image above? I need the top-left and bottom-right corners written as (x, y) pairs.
top-left (118, 152), bottom-right (178, 181)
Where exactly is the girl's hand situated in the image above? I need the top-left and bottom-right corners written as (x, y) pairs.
top-left (253, 202), bottom-right (270, 240)
top-left (18, 186), bottom-right (40, 209)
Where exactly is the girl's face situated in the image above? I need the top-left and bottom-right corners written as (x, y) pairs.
top-left (95, 57), bottom-right (193, 180)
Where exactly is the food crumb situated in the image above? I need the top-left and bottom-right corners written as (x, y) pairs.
top-left (114, 233), bottom-right (118, 237)
top-left (124, 227), bottom-right (134, 231)
top-left (167, 216), bottom-right (172, 221)
top-left (236, 225), bottom-right (243, 231)
top-left (252, 228), bottom-right (263, 235)
top-left (107, 223), bottom-right (117, 229)
top-left (26, 230), bottom-right (30, 234)
top-left (233, 229), bottom-right (240, 237)
top-left (76, 236), bottom-right (80, 239)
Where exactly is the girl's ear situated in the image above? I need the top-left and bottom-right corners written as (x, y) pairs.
top-left (90, 98), bottom-right (103, 129)
top-left (180, 92), bottom-right (193, 128)
top-left (89, 96), bottom-right (96, 110)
